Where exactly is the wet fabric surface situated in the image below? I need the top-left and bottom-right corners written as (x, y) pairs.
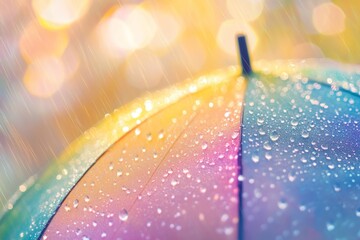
top-left (242, 72), bottom-right (360, 239)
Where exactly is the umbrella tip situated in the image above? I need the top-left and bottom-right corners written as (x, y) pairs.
top-left (237, 34), bottom-right (252, 76)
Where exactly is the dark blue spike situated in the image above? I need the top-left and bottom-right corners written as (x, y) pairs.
top-left (237, 35), bottom-right (252, 76)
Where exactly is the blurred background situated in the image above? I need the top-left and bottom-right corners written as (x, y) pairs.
top-left (0, 0), bottom-right (359, 211)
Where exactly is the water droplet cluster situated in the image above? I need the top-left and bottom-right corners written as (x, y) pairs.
top-left (242, 66), bottom-right (360, 239)
top-left (40, 73), bottom-right (244, 239)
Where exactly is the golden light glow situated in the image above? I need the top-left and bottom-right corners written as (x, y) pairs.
top-left (149, 11), bottom-right (183, 51)
top-left (61, 47), bottom-right (80, 79)
top-left (97, 5), bottom-right (157, 57)
top-left (217, 19), bottom-right (257, 56)
top-left (125, 50), bottom-right (164, 89)
top-left (177, 36), bottom-right (207, 72)
top-left (32, 0), bottom-right (91, 29)
top-left (293, 42), bottom-right (323, 58)
top-left (312, 2), bottom-right (345, 35)
top-left (23, 57), bottom-right (65, 98)
top-left (19, 21), bottom-right (68, 62)
top-left (226, 0), bottom-right (264, 22)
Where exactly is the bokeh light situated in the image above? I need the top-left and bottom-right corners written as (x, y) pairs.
top-left (293, 42), bottom-right (323, 58)
top-left (217, 19), bottom-right (257, 56)
top-left (19, 21), bottom-right (68, 63)
top-left (312, 2), bottom-right (345, 35)
top-left (97, 5), bottom-right (157, 57)
top-left (149, 11), bottom-right (183, 51)
top-left (226, 0), bottom-right (264, 22)
top-left (125, 50), bottom-right (164, 89)
top-left (23, 57), bottom-right (65, 98)
top-left (32, 0), bottom-right (91, 29)
top-left (176, 36), bottom-right (207, 72)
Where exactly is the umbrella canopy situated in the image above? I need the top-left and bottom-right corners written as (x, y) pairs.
top-left (242, 62), bottom-right (360, 239)
top-left (0, 67), bottom-right (244, 240)
top-left (0, 38), bottom-right (359, 240)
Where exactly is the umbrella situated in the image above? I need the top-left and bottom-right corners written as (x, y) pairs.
top-left (0, 35), bottom-right (359, 240)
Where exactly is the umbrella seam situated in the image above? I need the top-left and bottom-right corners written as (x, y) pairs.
top-left (238, 78), bottom-right (248, 240)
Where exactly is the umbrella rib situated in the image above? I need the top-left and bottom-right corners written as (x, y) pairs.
top-left (38, 76), bottom-right (238, 239)
top-left (126, 111), bottom-right (199, 215)
top-left (237, 98), bottom-right (246, 240)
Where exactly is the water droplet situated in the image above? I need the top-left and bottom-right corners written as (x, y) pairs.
top-left (131, 107), bottom-right (142, 119)
top-left (258, 128), bottom-right (266, 135)
top-left (270, 131), bottom-right (280, 141)
top-left (238, 175), bottom-right (245, 181)
top-left (278, 199), bottom-right (288, 209)
top-left (92, 221), bottom-right (97, 227)
top-left (157, 208), bottom-right (162, 214)
top-left (119, 209), bottom-right (129, 221)
top-left (299, 205), bottom-right (306, 211)
top-left (75, 228), bottom-right (82, 236)
top-left (221, 214), bottom-right (229, 222)
top-left (265, 152), bottom-right (272, 160)
top-left (201, 142), bottom-right (208, 150)
top-left (158, 130), bottom-right (164, 139)
top-left (109, 162), bottom-right (114, 171)
top-left (122, 126), bottom-right (130, 132)
top-left (153, 152), bottom-right (158, 158)
top-left (117, 170), bottom-right (123, 177)
top-left (200, 187), bottom-right (207, 193)
top-left (326, 222), bottom-right (335, 231)
top-left (301, 130), bottom-right (309, 139)
top-left (146, 133), bottom-right (152, 141)
top-left (171, 179), bottom-right (179, 187)
top-left (288, 172), bottom-right (296, 182)
top-left (231, 131), bottom-right (239, 139)
top-left (257, 117), bottom-right (264, 125)
top-left (84, 195), bottom-right (90, 202)
top-left (224, 111), bottom-right (231, 118)
top-left (135, 128), bottom-right (141, 136)
top-left (64, 204), bottom-right (70, 212)
top-left (82, 236), bottom-right (90, 240)
top-left (144, 100), bottom-right (153, 111)
top-left (290, 119), bottom-right (299, 127)
top-left (101, 232), bottom-right (107, 238)
top-left (328, 164), bottom-right (335, 170)
top-left (333, 184), bottom-right (341, 192)
top-left (321, 144), bottom-right (328, 150)
top-left (251, 155), bottom-right (259, 163)
top-left (263, 141), bottom-right (272, 150)
top-left (73, 199), bottom-right (79, 208)
top-left (356, 208), bottom-right (360, 217)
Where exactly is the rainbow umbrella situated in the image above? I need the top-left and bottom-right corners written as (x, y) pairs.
top-left (0, 36), bottom-right (359, 240)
